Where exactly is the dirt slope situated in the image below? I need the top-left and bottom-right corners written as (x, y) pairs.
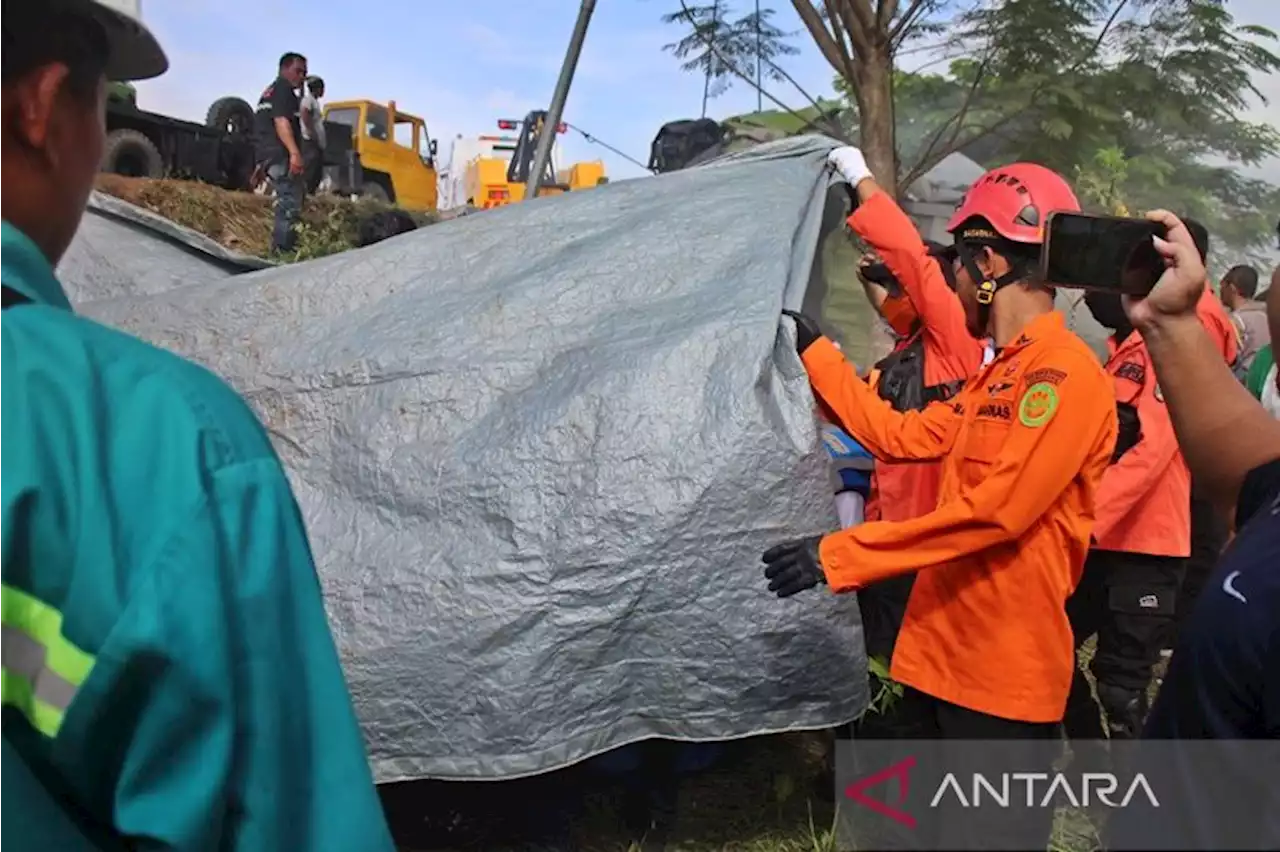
top-left (94, 174), bottom-right (436, 259)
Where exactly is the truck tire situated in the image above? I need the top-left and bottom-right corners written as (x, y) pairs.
top-left (206, 96), bottom-right (254, 136)
top-left (360, 179), bottom-right (391, 203)
top-left (101, 129), bottom-right (163, 179)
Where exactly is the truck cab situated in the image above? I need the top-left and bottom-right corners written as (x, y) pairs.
top-left (324, 99), bottom-right (438, 212)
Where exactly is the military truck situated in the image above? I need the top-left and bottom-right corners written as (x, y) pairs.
top-left (101, 89), bottom-right (360, 195)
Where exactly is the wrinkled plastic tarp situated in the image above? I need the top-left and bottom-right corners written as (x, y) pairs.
top-left (76, 136), bottom-right (870, 782)
top-left (58, 191), bottom-right (270, 305)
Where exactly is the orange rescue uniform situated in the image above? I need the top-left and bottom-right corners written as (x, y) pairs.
top-left (849, 191), bottom-right (985, 523)
top-left (1091, 333), bottom-right (1187, 556)
top-left (803, 312), bottom-right (1117, 723)
top-left (1196, 287), bottom-right (1239, 364)
top-left (1092, 289), bottom-right (1238, 555)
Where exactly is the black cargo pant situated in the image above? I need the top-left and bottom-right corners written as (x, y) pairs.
top-left (302, 138), bottom-right (325, 196)
top-left (1063, 548), bottom-right (1184, 742)
top-left (850, 575), bottom-right (918, 738)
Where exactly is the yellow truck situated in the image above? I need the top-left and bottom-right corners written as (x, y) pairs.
top-left (322, 99), bottom-right (439, 212)
top-left (467, 111), bottom-right (606, 209)
top-left (324, 102), bottom-right (607, 213)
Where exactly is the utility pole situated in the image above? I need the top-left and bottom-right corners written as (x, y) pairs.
top-left (526, 0), bottom-right (596, 200)
top-left (755, 0), bottom-right (762, 112)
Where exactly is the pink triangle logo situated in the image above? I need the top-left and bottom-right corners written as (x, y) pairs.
top-left (843, 755), bottom-right (917, 828)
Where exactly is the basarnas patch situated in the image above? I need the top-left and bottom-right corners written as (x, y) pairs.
top-left (1018, 382), bottom-right (1060, 428)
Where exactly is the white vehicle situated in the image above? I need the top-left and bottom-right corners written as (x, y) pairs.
top-left (437, 125), bottom-right (569, 212)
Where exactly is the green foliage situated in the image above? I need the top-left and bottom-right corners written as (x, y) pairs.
top-left (1073, 146), bottom-right (1133, 215)
top-left (862, 655), bottom-right (905, 718)
top-left (107, 81), bottom-right (136, 105)
top-left (883, 0), bottom-right (1280, 260)
top-left (276, 200), bottom-right (436, 263)
top-left (661, 2), bottom-right (799, 101)
top-left (671, 0), bottom-right (1278, 258)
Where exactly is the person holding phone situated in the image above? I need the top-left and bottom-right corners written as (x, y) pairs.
top-left (764, 163), bottom-right (1116, 849)
top-left (1105, 211), bottom-right (1280, 852)
top-left (1167, 218), bottom-right (1238, 657)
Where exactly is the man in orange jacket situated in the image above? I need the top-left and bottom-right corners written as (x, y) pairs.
top-left (766, 160), bottom-right (1116, 847)
top-left (1063, 288), bottom-right (1189, 743)
top-left (829, 147), bottom-right (987, 667)
top-left (1064, 221), bottom-right (1241, 744)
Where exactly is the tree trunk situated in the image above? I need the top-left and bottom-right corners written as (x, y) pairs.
top-left (851, 46), bottom-right (897, 198)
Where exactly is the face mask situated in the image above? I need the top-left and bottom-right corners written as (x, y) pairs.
top-left (880, 294), bottom-right (920, 338)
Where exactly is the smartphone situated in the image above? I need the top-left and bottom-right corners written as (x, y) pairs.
top-left (1040, 212), bottom-right (1168, 295)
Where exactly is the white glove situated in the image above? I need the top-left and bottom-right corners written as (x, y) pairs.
top-left (827, 146), bottom-right (873, 185)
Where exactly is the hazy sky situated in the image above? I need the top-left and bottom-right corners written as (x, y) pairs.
top-left (137, 0), bottom-right (1279, 186)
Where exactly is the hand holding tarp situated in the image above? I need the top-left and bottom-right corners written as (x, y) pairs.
top-left (826, 146), bottom-right (873, 185)
top-left (781, 309), bottom-right (822, 355)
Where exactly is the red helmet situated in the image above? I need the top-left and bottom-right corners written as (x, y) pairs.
top-left (946, 163), bottom-right (1080, 244)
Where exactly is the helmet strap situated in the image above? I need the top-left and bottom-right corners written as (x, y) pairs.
top-left (955, 241), bottom-right (1024, 335)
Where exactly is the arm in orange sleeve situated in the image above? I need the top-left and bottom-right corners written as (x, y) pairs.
top-left (1091, 363), bottom-right (1180, 543)
top-left (801, 336), bottom-right (961, 462)
top-left (1195, 288), bottom-right (1238, 364)
top-left (847, 189), bottom-right (976, 371)
top-left (817, 349), bottom-right (1117, 592)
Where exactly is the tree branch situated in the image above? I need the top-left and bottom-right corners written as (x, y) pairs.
top-left (876, 0), bottom-right (900, 32)
top-left (889, 0), bottom-right (933, 47)
top-left (841, 0), bottom-right (878, 38)
top-left (900, 0), bottom-right (1132, 186)
top-left (820, 0), bottom-right (863, 90)
top-left (903, 49), bottom-right (992, 184)
top-left (832, 0), bottom-right (873, 56)
top-left (791, 0), bottom-right (853, 71)
top-left (677, 0), bottom-right (848, 138)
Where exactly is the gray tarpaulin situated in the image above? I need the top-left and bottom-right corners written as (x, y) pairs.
top-left (58, 191), bottom-right (270, 305)
top-left (74, 136), bottom-right (870, 782)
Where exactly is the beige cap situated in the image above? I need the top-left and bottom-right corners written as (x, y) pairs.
top-left (88, 0), bottom-right (169, 81)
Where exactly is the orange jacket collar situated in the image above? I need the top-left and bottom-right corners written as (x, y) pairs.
top-left (1003, 311), bottom-right (1067, 353)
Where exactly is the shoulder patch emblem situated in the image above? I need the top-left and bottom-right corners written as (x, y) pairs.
top-left (1018, 382), bottom-right (1060, 428)
top-left (1115, 361), bottom-right (1146, 385)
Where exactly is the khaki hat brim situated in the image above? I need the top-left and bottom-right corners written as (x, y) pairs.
top-left (90, 3), bottom-right (169, 81)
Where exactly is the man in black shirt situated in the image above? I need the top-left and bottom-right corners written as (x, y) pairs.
top-left (1105, 210), bottom-right (1280, 851)
top-left (254, 52), bottom-right (307, 253)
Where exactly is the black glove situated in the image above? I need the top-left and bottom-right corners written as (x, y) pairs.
top-left (1112, 401), bottom-right (1142, 464)
top-left (781, 310), bottom-right (823, 355)
top-left (762, 535), bottom-right (827, 598)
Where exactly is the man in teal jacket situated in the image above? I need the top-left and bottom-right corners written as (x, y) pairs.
top-left (1, 2), bottom-right (394, 849)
